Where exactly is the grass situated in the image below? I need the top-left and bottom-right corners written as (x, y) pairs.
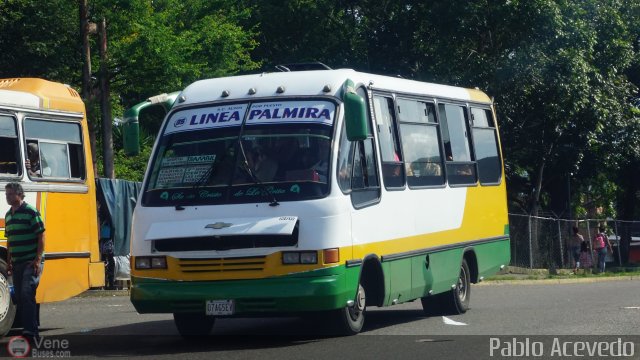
top-left (485, 266), bottom-right (640, 281)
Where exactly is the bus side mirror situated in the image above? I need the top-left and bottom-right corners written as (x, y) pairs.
top-left (343, 91), bottom-right (367, 141)
top-left (122, 92), bottom-right (181, 156)
top-left (122, 117), bottom-right (140, 156)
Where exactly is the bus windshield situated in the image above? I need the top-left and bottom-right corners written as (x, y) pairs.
top-left (142, 99), bottom-right (336, 206)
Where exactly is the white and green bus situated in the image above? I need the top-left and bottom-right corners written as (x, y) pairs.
top-left (125, 66), bottom-right (510, 336)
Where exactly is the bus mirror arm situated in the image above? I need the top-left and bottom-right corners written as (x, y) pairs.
top-left (122, 91), bottom-right (181, 156)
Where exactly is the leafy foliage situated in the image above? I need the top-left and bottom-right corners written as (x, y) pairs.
top-left (0, 0), bottom-right (639, 219)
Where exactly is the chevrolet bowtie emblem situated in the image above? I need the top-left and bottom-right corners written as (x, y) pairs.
top-left (205, 222), bottom-right (232, 229)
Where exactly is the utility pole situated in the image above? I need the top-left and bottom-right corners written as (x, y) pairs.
top-left (99, 18), bottom-right (114, 178)
top-left (79, 0), bottom-right (98, 177)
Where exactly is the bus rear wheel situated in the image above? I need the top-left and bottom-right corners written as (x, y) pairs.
top-left (420, 258), bottom-right (471, 315)
top-left (0, 259), bottom-right (17, 336)
top-left (173, 313), bottom-right (215, 337)
top-left (329, 283), bottom-right (366, 335)
top-left (450, 258), bottom-right (471, 314)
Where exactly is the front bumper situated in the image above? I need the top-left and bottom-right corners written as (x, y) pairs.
top-left (131, 266), bottom-right (358, 315)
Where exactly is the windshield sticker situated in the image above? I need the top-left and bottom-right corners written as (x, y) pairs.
top-left (157, 167), bottom-right (187, 186)
top-left (157, 154), bottom-right (216, 186)
top-left (182, 165), bottom-right (212, 183)
top-left (188, 154), bottom-right (216, 164)
top-left (162, 156), bottom-right (189, 167)
top-left (164, 104), bottom-right (249, 134)
top-left (247, 101), bottom-right (335, 126)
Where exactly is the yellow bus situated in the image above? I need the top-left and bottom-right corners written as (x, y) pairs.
top-left (0, 78), bottom-right (105, 335)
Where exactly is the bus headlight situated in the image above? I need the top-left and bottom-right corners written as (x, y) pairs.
top-left (151, 257), bottom-right (167, 269)
top-left (282, 251), bottom-right (318, 264)
top-left (282, 252), bottom-right (300, 264)
top-left (300, 252), bottom-right (318, 264)
top-left (135, 256), bottom-right (167, 269)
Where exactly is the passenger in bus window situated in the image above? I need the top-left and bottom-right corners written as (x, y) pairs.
top-left (25, 143), bottom-right (42, 177)
top-left (247, 146), bottom-right (278, 182)
top-left (456, 164), bottom-right (473, 176)
top-left (26, 142), bottom-right (53, 178)
top-left (309, 140), bottom-right (330, 182)
top-left (424, 161), bottom-right (442, 176)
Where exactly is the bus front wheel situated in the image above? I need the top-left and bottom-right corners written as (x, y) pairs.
top-left (173, 313), bottom-right (215, 337)
top-left (0, 259), bottom-right (17, 336)
top-left (330, 283), bottom-right (366, 335)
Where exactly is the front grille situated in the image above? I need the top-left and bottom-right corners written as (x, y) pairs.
top-left (153, 231), bottom-right (298, 252)
top-left (177, 256), bottom-right (267, 273)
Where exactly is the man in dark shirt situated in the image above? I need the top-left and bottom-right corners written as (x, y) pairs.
top-left (5, 183), bottom-right (45, 339)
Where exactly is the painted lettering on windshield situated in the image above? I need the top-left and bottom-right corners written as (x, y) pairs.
top-left (233, 186), bottom-right (293, 197)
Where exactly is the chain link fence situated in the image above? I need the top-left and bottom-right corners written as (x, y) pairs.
top-left (508, 214), bottom-right (640, 269)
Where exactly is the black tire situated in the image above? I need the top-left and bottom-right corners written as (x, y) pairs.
top-left (449, 258), bottom-right (471, 314)
top-left (0, 259), bottom-right (17, 336)
top-left (420, 258), bottom-right (471, 316)
top-left (420, 292), bottom-right (446, 316)
top-left (329, 283), bottom-right (366, 335)
top-left (173, 313), bottom-right (215, 337)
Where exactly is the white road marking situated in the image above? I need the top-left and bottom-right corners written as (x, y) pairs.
top-left (442, 316), bottom-right (467, 326)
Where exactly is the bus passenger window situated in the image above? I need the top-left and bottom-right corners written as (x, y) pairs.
top-left (373, 95), bottom-right (404, 188)
top-left (397, 99), bottom-right (444, 187)
top-left (0, 115), bottom-right (19, 176)
top-left (471, 108), bottom-right (501, 185)
top-left (350, 86), bottom-right (380, 207)
top-left (350, 138), bottom-right (381, 207)
top-left (24, 118), bottom-right (85, 180)
top-left (438, 104), bottom-right (477, 186)
top-left (337, 122), bottom-right (355, 192)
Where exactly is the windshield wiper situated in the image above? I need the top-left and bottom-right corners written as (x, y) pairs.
top-left (191, 141), bottom-right (236, 191)
top-left (236, 119), bottom-right (280, 207)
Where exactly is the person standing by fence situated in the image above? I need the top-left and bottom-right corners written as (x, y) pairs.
top-left (568, 226), bottom-right (583, 273)
top-left (578, 240), bottom-right (593, 271)
top-left (593, 226), bottom-right (613, 273)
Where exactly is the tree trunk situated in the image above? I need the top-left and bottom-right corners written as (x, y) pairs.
top-left (99, 18), bottom-right (114, 179)
top-left (79, 0), bottom-right (98, 178)
top-left (529, 157), bottom-right (546, 267)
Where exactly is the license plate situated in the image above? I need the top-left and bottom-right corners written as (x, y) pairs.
top-left (206, 300), bottom-right (235, 316)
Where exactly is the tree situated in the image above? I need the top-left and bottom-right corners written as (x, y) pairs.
top-left (0, 0), bottom-right (80, 82)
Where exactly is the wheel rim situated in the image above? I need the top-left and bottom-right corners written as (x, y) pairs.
top-left (457, 265), bottom-right (468, 302)
top-left (348, 285), bottom-right (365, 321)
top-left (0, 275), bottom-right (10, 322)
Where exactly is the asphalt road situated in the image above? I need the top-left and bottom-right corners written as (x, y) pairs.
top-left (1, 278), bottom-right (639, 359)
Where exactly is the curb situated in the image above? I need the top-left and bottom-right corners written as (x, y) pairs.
top-left (75, 289), bottom-right (130, 298)
top-left (479, 275), bottom-right (639, 286)
top-left (73, 276), bottom-right (640, 298)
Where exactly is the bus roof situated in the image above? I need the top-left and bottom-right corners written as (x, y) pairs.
top-left (179, 69), bottom-right (492, 106)
top-left (0, 78), bottom-right (85, 113)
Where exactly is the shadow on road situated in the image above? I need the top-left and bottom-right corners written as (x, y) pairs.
top-left (1, 309), bottom-right (445, 356)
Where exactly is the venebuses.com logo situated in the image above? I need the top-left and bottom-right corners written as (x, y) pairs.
top-left (6, 335), bottom-right (71, 358)
top-left (7, 336), bottom-right (30, 358)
